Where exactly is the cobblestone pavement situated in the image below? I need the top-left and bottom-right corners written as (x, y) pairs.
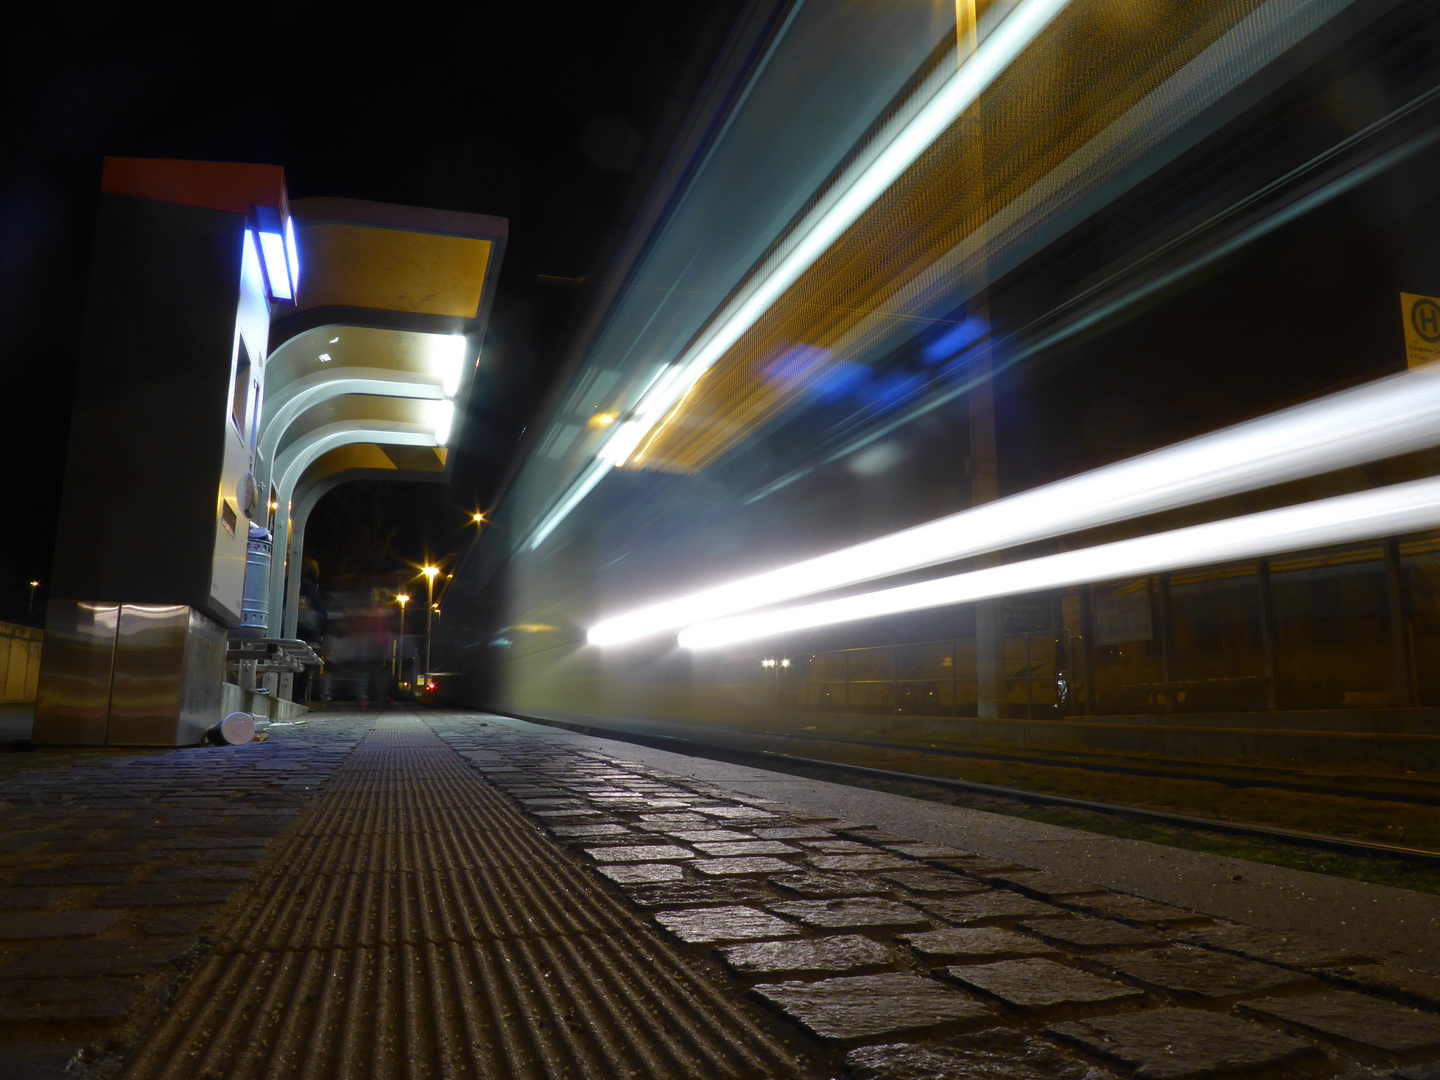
top-left (0, 715), bottom-right (369, 1078)
top-left (5, 709), bottom-right (1440, 1079)
top-left (427, 714), bottom-right (1440, 1080)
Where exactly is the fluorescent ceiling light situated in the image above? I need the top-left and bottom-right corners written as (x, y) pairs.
top-left (527, 0), bottom-right (1073, 550)
top-left (284, 215), bottom-right (300, 292)
top-left (679, 475), bottom-right (1440, 648)
top-left (438, 334), bottom-right (467, 397)
top-left (258, 230), bottom-right (292, 300)
top-left (592, 366), bottom-right (1440, 645)
top-left (433, 400), bottom-right (455, 446)
top-left (242, 230), bottom-right (263, 291)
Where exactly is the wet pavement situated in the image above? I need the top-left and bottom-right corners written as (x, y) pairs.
top-left (1, 708), bottom-right (1438, 1078)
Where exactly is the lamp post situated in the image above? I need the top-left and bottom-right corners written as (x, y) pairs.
top-left (28, 580), bottom-right (39, 618)
top-left (761, 657), bottom-right (790, 707)
top-left (421, 565), bottom-right (439, 684)
top-left (395, 594), bottom-right (410, 685)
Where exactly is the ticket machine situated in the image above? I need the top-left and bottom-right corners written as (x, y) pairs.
top-left (34, 159), bottom-right (297, 745)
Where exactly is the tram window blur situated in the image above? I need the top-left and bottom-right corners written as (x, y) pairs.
top-left (433, 0), bottom-right (1440, 738)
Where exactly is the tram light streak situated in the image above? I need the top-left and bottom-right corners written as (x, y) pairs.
top-left (678, 476), bottom-right (1440, 648)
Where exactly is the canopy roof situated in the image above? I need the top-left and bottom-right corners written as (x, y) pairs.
top-left (259, 196), bottom-right (507, 635)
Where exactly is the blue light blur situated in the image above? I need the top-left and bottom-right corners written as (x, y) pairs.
top-left (867, 370), bottom-right (925, 412)
top-left (921, 315), bottom-right (987, 364)
top-left (764, 344), bottom-right (831, 385)
top-left (811, 360), bottom-right (870, 401)
top-left (940, 352), bottom-right (981, 382)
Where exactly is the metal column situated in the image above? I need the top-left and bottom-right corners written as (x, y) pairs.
top-left (1384, 538), bottom-right (1415, 707)
top-left (1256, 557), bottom-right (1279, 709)
top-left (1156, 574), bottom-right (1176, 714)
top-left (1079, 586), bottom-right (1098, 716)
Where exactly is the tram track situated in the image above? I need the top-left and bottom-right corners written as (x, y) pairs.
top-left (504, 711), bottom-right (1440, 871)
top-left (759, 730), bottom-right (1440, 807)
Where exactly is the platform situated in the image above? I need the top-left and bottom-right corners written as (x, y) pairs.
top-left (1, 710), bottom-right (1438, 1078)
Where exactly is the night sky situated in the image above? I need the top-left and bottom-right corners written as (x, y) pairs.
top-left (1, 1), bottom-right (744, 623)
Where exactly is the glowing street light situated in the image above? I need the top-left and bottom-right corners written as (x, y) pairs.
top-left (421, 566), bottom-right (440, 683)
top-left (394, 594), bottom-right (410, 681)
top-left (27, 580), bottom-right (39, 617)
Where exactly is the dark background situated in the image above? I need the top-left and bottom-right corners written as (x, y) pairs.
top-left (0, 0), bottom-right (745, 623)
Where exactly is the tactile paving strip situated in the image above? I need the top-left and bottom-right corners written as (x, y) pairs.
top-left (118, 716), bottom-right (807, 1079)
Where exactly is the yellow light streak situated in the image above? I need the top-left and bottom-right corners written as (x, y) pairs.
top-left (632, 374), bottom-right (705, 466)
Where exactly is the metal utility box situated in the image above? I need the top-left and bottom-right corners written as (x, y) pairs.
top-left (31, 601), bottom-right (120, 746)
top-left (35, 602), bottom-right (226, 746)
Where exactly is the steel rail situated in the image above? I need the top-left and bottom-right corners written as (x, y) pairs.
top-left (758, 729), bottom-right (1440, 808)
top-left (507, 711), bottom-right (1440, 869)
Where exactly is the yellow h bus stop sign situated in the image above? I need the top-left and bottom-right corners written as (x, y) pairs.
top-left (1402, 293), bottom-right (1440, 368)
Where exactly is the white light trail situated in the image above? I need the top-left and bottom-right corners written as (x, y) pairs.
top-left (433, 400), bottom-right (455, 446)
top-left (527, 0), bottom-right (1073, 550)
top-left (436, 334), bottom-right (467, 398)
top-left (590, 365), bottom-right (1440, 645)
top-left (678, 475), bottom-right (1440, 648)
top-left (529, 459), bottom-right (610, 550)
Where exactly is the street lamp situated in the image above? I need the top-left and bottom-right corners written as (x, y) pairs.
top-left (395, 594), bottom-right (410, 683)
top-left (28, 580), bottom-right (39, 617)
top-left (421, 565), bottom-right (439, 683)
